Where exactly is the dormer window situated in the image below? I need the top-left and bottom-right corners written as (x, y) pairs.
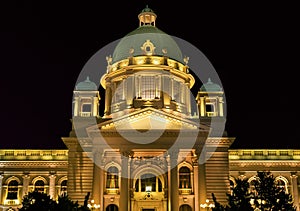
top-left (141, 40), bottom-right (156, 56)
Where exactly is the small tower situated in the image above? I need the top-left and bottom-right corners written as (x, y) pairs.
top-left (196, 78), bottom-right (224, 117)
top-left (138, 5), bottom-right (157, 26)
top-left (73, 76), bottom-right (100, 117)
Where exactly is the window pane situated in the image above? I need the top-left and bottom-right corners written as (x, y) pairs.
top-left (141, 76), bottom-right (155, 99)
top-left (7, 180), bottom-right (18, 199)
top-left (106, 167), bottom-right (119, 188)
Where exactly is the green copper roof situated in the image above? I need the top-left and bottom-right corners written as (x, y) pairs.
top-left (75, 76), bottom-right (98, 91)
top-left (200, 78), bottom-right (223, 92)
top-left (112, 25), bottom-right (183, 63)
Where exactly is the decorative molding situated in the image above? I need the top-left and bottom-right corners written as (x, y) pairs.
top-left (230, 160), bottom-right (300, 167)
top-left (0, 161), bottom-right (68, 168)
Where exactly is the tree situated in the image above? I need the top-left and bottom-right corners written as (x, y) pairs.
top-left (18, 191), bottom-right (56, 211)
top-left (252, 171), bottom-right (296, 211)
top-left (18, 190), bottom-right (91, 211)
top-left (226, 178), bottom-right (253, 211)
top-left (211, 171), bottom-right (296, 211)
top-left (211, 193), bottom-right (227, 211)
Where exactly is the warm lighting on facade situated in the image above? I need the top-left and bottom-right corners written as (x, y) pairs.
top-left (88, 199), bottom-right (100, 210)
top-left (200, 199), bottom-right (215, 210)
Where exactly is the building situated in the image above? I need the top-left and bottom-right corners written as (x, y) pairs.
top-left (1, 6), bottom-right (300, 211)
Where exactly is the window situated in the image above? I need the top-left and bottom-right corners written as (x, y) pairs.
top-left (179, 167), bottom-right (191, 188)
top-left (34, 180), bottom-right (45, 193)
top-left (113, 81), bottom-right (125, 103)
top-left (248, 178), bottom-right (258, 195)
top-left (141, 76), bottom-right (155, 99)
top-left (106, 204), bottom-right (118, 211)
top-left (205, 104), bottom-right (214, 112)
top-left (275, 177), bottom-right (288, 192)
top-left (135, 173), bottom-right (162, 192)
top-left (82, 104), bottom-right (91, 112)
top-left (106, 167), bottom-right (119, 188)
top-left (7, 180), bottom-right (18, 200)
top-left (173, 80), bottom-right (181, 101)
top-left (179, 205), bottom-right (192, 211)
top-left (60, 180), bottom-right (67, 196)
top-left (141, 174), bottom-right (156, 192)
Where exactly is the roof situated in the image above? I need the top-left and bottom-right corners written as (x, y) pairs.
top-left (200, 78), bottom-right (223, 92)
top-left (112, 6), bottom-right (183, 63)
top-left (75, 76), bottom-right (98, 91)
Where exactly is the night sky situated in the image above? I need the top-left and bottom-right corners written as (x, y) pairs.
top-left (0, 1), bottom-right (298, 149)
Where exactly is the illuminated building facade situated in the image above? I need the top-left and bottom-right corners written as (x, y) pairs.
top-left (1, 6), bottom-right (300, 211)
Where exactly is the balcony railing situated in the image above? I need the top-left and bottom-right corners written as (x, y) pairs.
top-left (80, 112), bottom-right (91, 117)
top-left (4, 199), bottom-right (19, 205)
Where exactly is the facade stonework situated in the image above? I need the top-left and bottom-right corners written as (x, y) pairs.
top-left (1, 6), bottom-right (299, 211)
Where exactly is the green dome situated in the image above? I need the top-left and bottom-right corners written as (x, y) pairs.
top-left (200, 78), bottom-right (223, 92)
top-left (112, 26), bottom-right (183, 63)
top-left (75, 76), bottom-right (98, 91)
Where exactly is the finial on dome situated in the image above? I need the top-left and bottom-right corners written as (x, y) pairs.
top-left (138, 5), bottom-right (157, 27)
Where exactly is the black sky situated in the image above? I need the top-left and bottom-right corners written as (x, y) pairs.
top-left (0, 1), bottom-right (299, 149)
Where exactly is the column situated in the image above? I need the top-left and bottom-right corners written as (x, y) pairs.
top-left (198, 162), bottom-right (207, 204)
top-left (104, 82), bottom-right (112, 116)
top-left (185, 83), bottom-right (191, 115)
top-left (291, 172), bottom-right (299, 211)
top-left (200, 97), bottom-right (205, 117)
top-left (92, 164), bottom-right (101, 204)
top-left (0, 174), bottom-right (3, 205)
top-left (171, 77), bottom-right (174, 100)
top-left (122, 78), bottom-right (126, 100)
top-left (170, 151), bottom-right (179, 211)
top-left (193, 164), bottom-right (199, 211)
top-left (119, 153), bottom-right (129, 211)
top-left (218, 97), bottom-right (224, 117)
top-left (73, 97), bottom-right (79, 116)
top-left (167, 155), bottom-right (171, 211)
top-left (93, 96), bottom-right (99, 116)
top-left (49, 173), bottom-right (56, 199)
top-left (99, 167), bottom-right (104, 211)
top-left (22, 174), bottom-right (30, 199)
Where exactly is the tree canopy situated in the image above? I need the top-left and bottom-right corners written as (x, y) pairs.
top-left (18, 191), bottom-right (91, 211)
top-left (212, 171), bottom-right (296, 211)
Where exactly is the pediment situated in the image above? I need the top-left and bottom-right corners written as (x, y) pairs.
top-left (90, 107), bottom-right (207, 131)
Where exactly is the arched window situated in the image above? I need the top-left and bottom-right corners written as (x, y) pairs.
top-left (275, 177), bottom-right (288, 193)
top-left (106, 204), bottom-right (118, 211)
top-left (229, 179), bottom-right (235, 195)
top-left (134, 173), bottom-right (162, 193)
top-left (7, 180), bottom-right (18, 199)
top-left (179, 204), bottom-right (192, 211)
top-left (34, 180), bottom-right (45, 193)
top-left (106, 167), bottom-right (119, 188)
top-left (60, 180), bottom-right (67, 196)
top-left (179, 167), bottom-right (191, 188)
top-left (141, 174), bottom-right (156, 192)
top-left (248, 177), bottom-right (258, 195)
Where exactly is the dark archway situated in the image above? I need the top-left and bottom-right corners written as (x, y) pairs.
top-left (179, 204), bottom-right (192, 211)
top-left (106, 204), bottom-right (118, 211)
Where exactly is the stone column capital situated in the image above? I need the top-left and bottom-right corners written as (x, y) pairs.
top-left (291, 171), bottom-right (298, 178)
top-left (22, 174), bottom-right (30, 179)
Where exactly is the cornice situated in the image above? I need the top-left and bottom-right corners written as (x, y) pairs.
top-left (229, 160), bottom-right (300, 168)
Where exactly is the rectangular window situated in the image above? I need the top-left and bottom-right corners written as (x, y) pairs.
top-left (205, 104), bottom-right (214, 112)
top-left (141, 76), bottom-right (155, 99)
